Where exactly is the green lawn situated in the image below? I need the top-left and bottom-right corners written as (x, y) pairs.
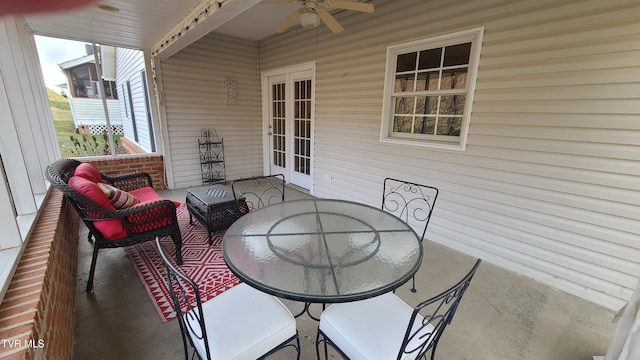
top-left (47, 88), bottom-right (125, 158)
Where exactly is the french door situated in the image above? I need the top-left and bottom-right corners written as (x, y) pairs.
top-left (262, 63), bottom-right (315, 191)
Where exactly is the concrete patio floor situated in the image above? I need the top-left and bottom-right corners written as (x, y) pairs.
top-left (73, 186), bottom-right (616, 359)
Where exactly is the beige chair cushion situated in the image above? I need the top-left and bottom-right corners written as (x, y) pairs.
top-left (319, 292), bottom-right (434, 360)
top-left (185, 283), bottom-right (297, 360)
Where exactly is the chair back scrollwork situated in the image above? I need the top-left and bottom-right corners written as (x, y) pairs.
top-left (231, 174), bottom-right (285, 209)
top-left (400, 259), bottom-right (481, 360)
top-left (382, 178), bottom-right (439, 241)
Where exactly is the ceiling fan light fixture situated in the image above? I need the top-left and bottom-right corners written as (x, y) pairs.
top-left (299, 11), bottom-right (320, 29)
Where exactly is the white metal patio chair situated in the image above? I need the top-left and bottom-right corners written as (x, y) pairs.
top-left (382, 177), bottom-right (439, 292)
top-left (156, 238), bottom-right (300, 360)
top-left (316, 259), bottom-right (481, 360)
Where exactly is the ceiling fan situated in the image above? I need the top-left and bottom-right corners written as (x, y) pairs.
top-left (264, 0), bottom-right (375, 34)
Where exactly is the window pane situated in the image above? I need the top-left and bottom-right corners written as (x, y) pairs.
top-left (416, 71), bottom-right (440, 91)
top-left (394, 73), bottom-right (414, 92)
top-left (418, 48), bottom-right (442, 69)
top-left (393, 116), bottom-right (413, 133)
top-left (443, 43), bottom-right (471, 67)
top-left (413, 116), bottom-right (435, 134)
top-left (440, 95), bottom-right (466, 115)
top-left (89, 64), bottom-right (98, 81)
top-left (441, 69), bottom-right (467, 89)
top-left (425, 96), bottom-right (439, 115)
top-left (394, 96), bottom-right (415, 115)
top-left (103, 81), bottom-right (117, 99)
top-left (71, 66), bottom-right (90, 97)
top-left (396, 52), bottom-right (417, 72)
top-left (415, 96), bottom-right (425, 115)
top-left (436, 117), bottom-right (462, 136)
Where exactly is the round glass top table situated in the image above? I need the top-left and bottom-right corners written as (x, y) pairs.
top-left (222, 198), bottom-right (422, 304)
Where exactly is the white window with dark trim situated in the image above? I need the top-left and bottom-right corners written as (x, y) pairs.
top-left (380, 27), bottom-right (484, 151)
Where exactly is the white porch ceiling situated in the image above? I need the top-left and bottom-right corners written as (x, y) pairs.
top-left (24, 0), bottom-right (301, 56)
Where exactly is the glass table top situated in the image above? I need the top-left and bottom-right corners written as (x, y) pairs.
top-left (222, 199), bottom-right (422, 303)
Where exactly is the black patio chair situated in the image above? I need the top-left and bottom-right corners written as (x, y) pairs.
top-left (231, 174), bottom-right (285, 209)
top-left (156, 238), bottom-right (301, 360)
top-left (45, 158), bottom-right (182, 292)
top-left (316, 259), bottom-right (481, 360)
top-left (382, 177), bottom-right (439, 292)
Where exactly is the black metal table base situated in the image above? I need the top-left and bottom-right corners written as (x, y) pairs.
top-left (291, 302), bottom-right (326, 321)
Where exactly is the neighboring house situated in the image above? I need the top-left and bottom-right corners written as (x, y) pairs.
top-left (1, 0), bottom-right (639, 319)
top-left (58, 46), bottom-right (124, 135)
top-left (115, 48), bottom-right (156, 153)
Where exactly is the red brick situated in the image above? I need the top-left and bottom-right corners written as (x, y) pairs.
top-left (0, 191), bottom-right (78, 360)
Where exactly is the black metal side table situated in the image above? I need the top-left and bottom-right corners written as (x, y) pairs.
top-left (185, 184), bottom-right (249, 245)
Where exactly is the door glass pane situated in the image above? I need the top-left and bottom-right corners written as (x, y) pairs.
top-left (293, 79), bottom-right (311, 176)
top-left (272, 83), bottom-right (286, 168)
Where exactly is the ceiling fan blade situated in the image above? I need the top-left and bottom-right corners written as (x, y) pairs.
top-left (317, 9), bottom-right (344, 33)
top-left (276, 8), bottom-right (305, 33)
top-left (326, 0), bottom-right (374, 13)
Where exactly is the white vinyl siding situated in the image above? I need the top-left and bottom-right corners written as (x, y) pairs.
top-left (255, 0), bottom-right (640, 310)
top-left (69, 98), bottom-right (123, 127)
top-left (160, 32), bottom-right (261, 189)
top-left (115, 48), bottom-right (154, 152)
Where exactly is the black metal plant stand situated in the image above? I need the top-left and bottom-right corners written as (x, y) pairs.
top-left (198, 128), bottom-right (226, 185)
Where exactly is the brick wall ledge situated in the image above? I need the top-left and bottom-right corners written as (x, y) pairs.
top-left (0, 189), bottom-right (79, 360)
top-left (72, 155), bottom-right (167, 191)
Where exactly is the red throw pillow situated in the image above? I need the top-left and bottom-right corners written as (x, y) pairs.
top-left (97, 183), bottom-right (140, 209)
top-left (68, 176), bottom-right (127, 240)
top-left (74, 162), bottom-right (105, 183)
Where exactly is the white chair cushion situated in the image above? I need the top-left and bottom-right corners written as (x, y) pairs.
top-left (319, 292), bottom-right (434, 360)
top-left (185, 283), bottom-right (296, 360)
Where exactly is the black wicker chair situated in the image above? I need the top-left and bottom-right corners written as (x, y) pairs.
top-left (156, 238), bottom-right (300, 360)
top-left (45, 158), bottom-right (183, 292)
top-left (316, 259), bottom-right (481, 360)
top-left (231, 174), bottom-right (285, 209)
top-left (382, 177), bottom-right (439, 292)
